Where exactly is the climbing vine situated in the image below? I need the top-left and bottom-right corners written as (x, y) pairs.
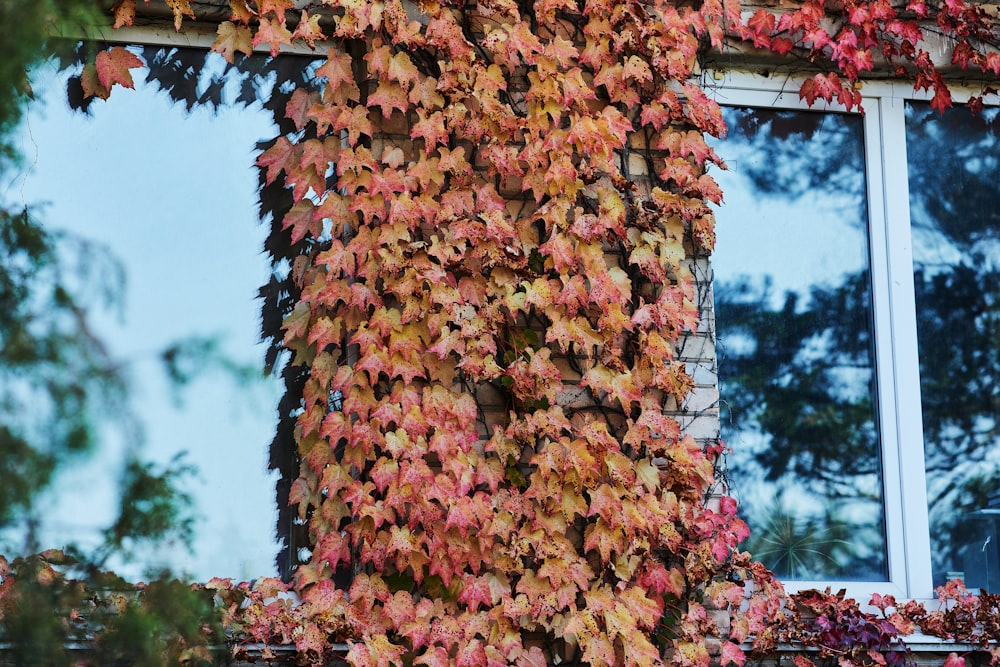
top-left (6, 0), bottom-right (1000, 664)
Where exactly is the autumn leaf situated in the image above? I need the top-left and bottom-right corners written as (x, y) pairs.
top-left (367, 81), bottom-right (409, 118)
top-left (111, 0), bottom-right (136, 28)
top-left (211, 21), bottom-right (253, 63)
top-left (79, 63), bottom-right (110, 100)
top-left (721, 641), bottom-right (746, 666)
top-left (285, 89), bottom-right (319, 131)
top-left (257, 135), bottom-right (297, 184)
top-left (164, 0), bottom-right (195, 30)
top-left (283, 199), bottom-right (320, 244)
top-left (388, 52), bottom-right (420, 90)
top-left (944, 654), bottom-right (966, 667)
top-left (291, 10), bottom-right (325, 47)
top-left (253, 16), bottom-right (293, 57)
top-left (800, 72), bottom-right (840, 105)
top-left (258, 0), bottom-right (297, 23)
top-left (316, 50), bottom-right (357, 92)
top-left (746, 9), bottom-right (775, 47)
top-left (228, 0), bottom-right (254, 23)
top-left (410, 111), bottom-right (449, 152)
top-left (95, 47), bottom-right (144, 91)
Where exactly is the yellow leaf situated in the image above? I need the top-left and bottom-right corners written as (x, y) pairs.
top-left (636, 458), bottom-right (660, 492)
top-left (211, 21), bottom-right (253, 63)
top-left (164, 0), bottom-right (195, 30)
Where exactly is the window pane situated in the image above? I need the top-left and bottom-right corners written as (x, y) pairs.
top-left (0, 48), bottom-right (299, 580)
top-left (907, 102), bottom-right (1000, 592)
top-left (712, 107), bottom-right (888, 580)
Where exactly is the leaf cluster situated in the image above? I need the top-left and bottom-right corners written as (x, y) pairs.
top-left (732, 579), bottom-right (1000, 667)
top-left (737, 0), bottom-right (1000, 112)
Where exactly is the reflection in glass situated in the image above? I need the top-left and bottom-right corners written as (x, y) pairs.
top-left (907, 102), bottom-right (1000, 592)
top-left (712, 107), bottom-right (888, 580)
top-left (0, 49), bottom-right (293, 580)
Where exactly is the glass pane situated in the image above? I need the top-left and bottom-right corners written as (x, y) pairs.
top-left (711, 107), bottom-right (887, 580)
top-left (0, 49), bottom-right (298, 580)
top-left (907, 102), bottom-right (1000, 592)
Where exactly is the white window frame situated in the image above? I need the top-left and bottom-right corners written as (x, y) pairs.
top-left (703, 70), bottom-right (984, 602)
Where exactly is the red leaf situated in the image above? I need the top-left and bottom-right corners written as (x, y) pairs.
top-left (944, 653), bottom-right (966, 667)
top-left (285, 89), bottom-right (319, 132)
top-left (95, 47), bottom-right (144, 91)
top-left (930, 84), bottom-right (953, 113)
top-left (799, 72), bottom-right (843, 106)
top-left (683, 83), bottom-right (725, 136)
top-left (747, 9), bottom-right (775, 47)
top-left (721, 641), bottom-right (746, 666)
top-left (771, 36), bottom-right (795, 54)
top-left (283, 200), bottom-right (320, 244)
top-left (253, 16), bottom-right (293, 57)
top-left (317, 50), bottom-right (357, 93)
top-left (257, 136), bottom-right (297, 185)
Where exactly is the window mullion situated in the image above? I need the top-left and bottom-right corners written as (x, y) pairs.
top-left (876, 95), bottom-right (935, 599)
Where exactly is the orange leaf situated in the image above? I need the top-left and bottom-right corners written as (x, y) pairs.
top-left (228, 0), bottom-right (254, 23)
top-left (111, 0), bottom-right (135, 28)
top-left (257, 0), bottom-right (296, 23)
top-left (367, 81), bottom-right (409, 118)
top-left (388, 52), bottom-right (420, 90)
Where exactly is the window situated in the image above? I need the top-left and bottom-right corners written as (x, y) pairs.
top-left (906, 102), bottom-right (1000, 595)
top-left (708, 75), bottom-right (1000, 600)
top-left (712, 106), bottom-right (886, 583)
top-left (1, 43), bottom-right (317, 580)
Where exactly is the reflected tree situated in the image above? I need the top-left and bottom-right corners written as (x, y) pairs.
top-left (722, 108), bottom-right (863, 199)
top-left (907, 103), bottom-right (1000, 589)
top-left (720, 273), bottom-right (881, 494)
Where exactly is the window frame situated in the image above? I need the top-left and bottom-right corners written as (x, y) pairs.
top-left (703, 71), bottom-right (969, 602)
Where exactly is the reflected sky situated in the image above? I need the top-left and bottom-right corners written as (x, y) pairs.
top-left (712, 109), bottom-right (868, 310)
top-left (1, 54), bottom-right (283, 580)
